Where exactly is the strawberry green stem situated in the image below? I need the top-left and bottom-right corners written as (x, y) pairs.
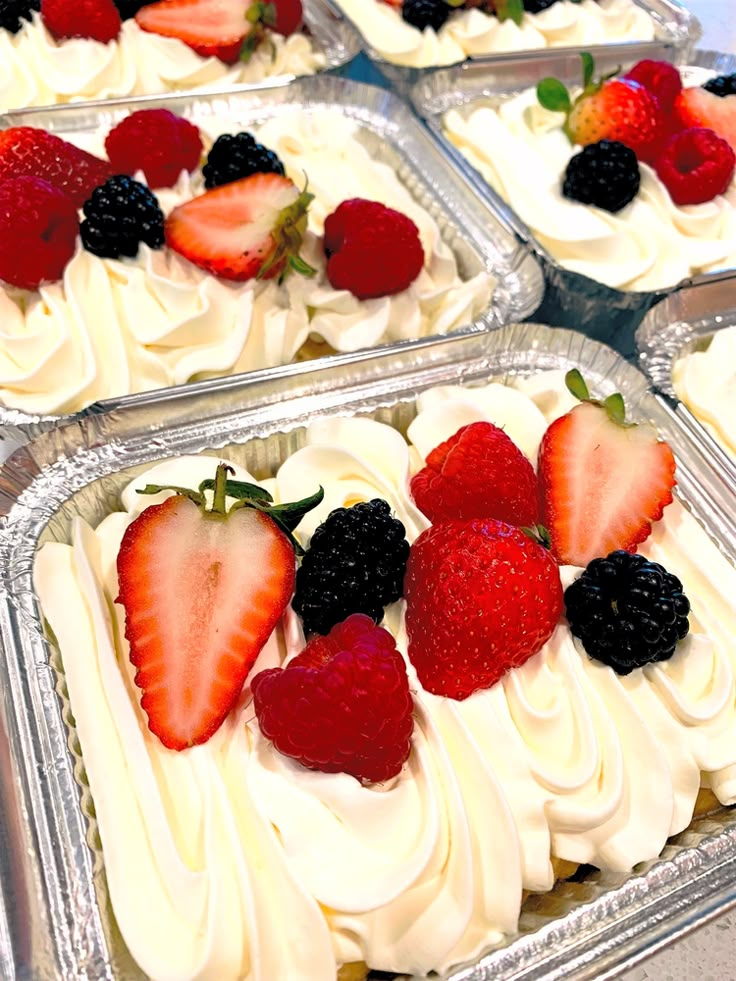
top-left (211, 463), bottom-right (232, 515)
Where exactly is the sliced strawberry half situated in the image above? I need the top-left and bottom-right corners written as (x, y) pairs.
top-left (135, 0), bottom-right (254, 64)
top-left (675, 86), bottom-right (736, 154)
top-left (538, 370), bottom-right (676, 568)
top-left (117, 464), bottom-right (322, 750)
top-left (165, 172), bottom-right (315, 282)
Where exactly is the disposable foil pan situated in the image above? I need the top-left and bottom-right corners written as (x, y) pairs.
top-left (0, 74), bottom-right (543, 448)
top-left (635, 268), bottom-right (736, 488)
top-left (1, 323), bottom-right (736, 981)
top-left (333, 0), bottom-right (699, 95)
top-left (411, 48), bottom-right (735, 359)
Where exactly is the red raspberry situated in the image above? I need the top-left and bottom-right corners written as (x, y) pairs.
top-left (0, 128), bottom-right (113, 208)
top-left (624, 60), bottom-right (683, 113)
top-left (41, 0), bottom-right (122, 42)
top-left (252, 614), bottom-right (414, 784)
top-left (323, 198), bottom-right (425, 300)
top-left (0, 177), bottom-right (78, 290)
top-left (410, 421), bottom-right (540, 526)
top-left (105, 110), bottom-right (204, 190)
top-left (271, 0), bottom-right (303, 36)
top-left (655, 127), bottom-right (735, 206)
top-left (405, 520), bottom-right (563, 700)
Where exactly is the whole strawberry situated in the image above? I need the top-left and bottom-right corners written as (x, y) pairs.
top-left (105, 109), bottom-right (203, 189)
top-left (405, 519), bottom-right (563, 700)
top-left (538, 53), bottom-right (666, 163)
top-left (410, 421), bottom-right (539, 526)
top-left (323, 198), bottom-right (425, 300)
top-left (252, 614), bottom-right (414, 784)
top-left (41, 0), bottom-right (122, 42)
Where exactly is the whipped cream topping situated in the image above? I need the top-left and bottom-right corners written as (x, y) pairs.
top-left (0, 110), bottom-right (491, 416)
top-left (34, 376), bottom-right (736, 979)
top-left (0, 13), bottom-right (324, 111)
top-left (334, 0), bottom-right (654, 68)
top-left (444, 86), bottom-right (736, 292)
top-left (672, 326), bottom-right (736, 460)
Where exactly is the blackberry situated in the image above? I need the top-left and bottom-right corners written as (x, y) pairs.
top-left (0, 0), bottom-right (39, 33)
top-left (202, 132), bottom-right (285, 189)
top-left (80, 176), bottom-right (165, 260)
top-left (562, 139), bottom-right (640, 213)
top-left (523, 0), bottom-right (559, 12)
top-left (112, 0), bottom-right (149, 18)
top-left (565, 550), bottom-right (690, 675)
top-left (293, 499), bottom-right (410, 636)
top-left (702, 73), bottom-right (736, 98)
top-left (401, 0), bottom-right (450, 33)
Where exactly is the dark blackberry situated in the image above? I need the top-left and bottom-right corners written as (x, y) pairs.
top-left (702, 73), bottom-right (736, 98)
top-left (401, 0), bottom-right (450, 33)
top-left (0, 0), bottom-right (40, 33)
top-left (112, 0), bottom-right (149, 18)
top-left (562, 139), bottom-right (640, 213)
top-left (565, 550), bottom-right (690, 675)
top-left (202, 132), bottom-right (285, 189)
top-left (523, 0), bottom-right (559, 12)
top-left (293, 499), bottom-right (410, 636)
top-left (80, 176), bottom-right (165, 260)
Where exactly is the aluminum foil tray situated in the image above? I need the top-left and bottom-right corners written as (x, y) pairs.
top-left (0, 74), bottom-right (543, 447)
top-left (1, 323), bottom-right (736, 981)
top-left (636, 268), bottom-right (736, 489)
top-left (333, 0), bottom-right (699, 95)
top-left (411, 48), bottom-right (734, 359)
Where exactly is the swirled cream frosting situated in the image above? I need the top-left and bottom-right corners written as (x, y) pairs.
top-left (0, 12), bottom-right (324, 111)
top-left (673, 325), bottom-right (736, 460)
top-left (0, 109), bottom-right (491, 416)
top-left (334, 0), bottom-right (654, 68)
top-left (35, 373), bottom-right (736, 980)
top-left (444, 86), bottom-right (736, 292)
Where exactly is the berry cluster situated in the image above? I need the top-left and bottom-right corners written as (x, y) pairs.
top-left (397, 0), bottom-right (564, 32)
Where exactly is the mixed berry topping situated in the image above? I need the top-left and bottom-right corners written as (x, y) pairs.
top-left (80, 176), bottom-right (165, 259)
top-left (105, 109), bottom-right (203, 189)
top-left (401, 0), bottom-right (450, 32)
top-left (202, 131), bottom-right (286, 189)
top-left (0, 0), bottom-right (39, 33)
top-left (292, 498), bottom-right (409, 636)
top-left (702, 73), bottom-right (736, 98)
top-left (565, 551), bottom-right (690, 674)
top-left (562, 139), bottom-right (640, 214)
top-left (252, 614), bottom-right (414, 784)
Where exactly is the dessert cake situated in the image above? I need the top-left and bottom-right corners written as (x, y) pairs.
top-left (444, 58), bottom-right (736, 291)
top-left (0, 103), bottom-right (491, 416)
top-left (0, 0), bottom-right (326, 111)
top-left (334, 0), bottom-right (654, 69)
top-left (673, 324), bottom-right (736, 460)
top-left (34, 365), bottom-right (736, 980)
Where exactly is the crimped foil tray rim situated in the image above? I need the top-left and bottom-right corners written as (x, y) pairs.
top-left (2, 322), bottom-right (736, 980)
top-left (0, 74), bottom-right (543, 445)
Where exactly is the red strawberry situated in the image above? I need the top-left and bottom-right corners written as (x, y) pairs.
top-left (0, 128), bottom-right (113, 208)
top-left (0, 177), bottom-right (78, 290)
top-left (538, 371), bottom-right (676, 569)
top-left (135, 0), bottom-right (253, 64)
top-left (252, 614), bottom-right (414, 784)
top-left (117, 464), bottom-right (322, 751)
top-left (323, 198), bottom-right (424, 300)
top-left (623, 59), bottom-right (682, 113)
top-left (247, 0), bottom-right (302, 35)
top-left (41, 0), bottom-right (122, 42)
top-left (410, 421), bottom-right (539, 526)
top-left (675, 85), bottom-right (736, 155)
top-left (165, 172), bottom-right (315, 282)
top-left (105, 109), bottom-right (203, 189)
top-left (655, 127), bottom-right (735, 206)
top-left (405, 520), bottom-right (563, 700)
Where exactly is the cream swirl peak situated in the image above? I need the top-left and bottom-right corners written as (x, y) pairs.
top-left (673, 326), bottom-right (736, 460)
top-left (34, 374), bottom-right (736, 980)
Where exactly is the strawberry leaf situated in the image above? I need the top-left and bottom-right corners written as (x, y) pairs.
top-left (537, 78), bottom-right (571, 113)
top-left (603, 393), bottom-right (627, 425)
top-left (581, 52), bottom-right (594, 90)
top-left (268, 487), bottom-right (325, 532)
top-left (495, 0), bottom-right (524, 25)
top-left (137, 483), bottom-right (205, 506)
top-left (565, 368), bottom-right (590, 402)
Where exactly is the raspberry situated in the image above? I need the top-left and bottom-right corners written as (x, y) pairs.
top-left (405, 519), bottom-right (563, 700)
top-left (105, 110), bottom-right (203, 190)
top-left (81, 176), bottom-right (164, 259)
top-left (0, 176), bottom-right (78, 290)
top-left (202, 131), bottom-right (285, 189)
top-left (252, 614), bottom-right (414, 784)
top-left (323, 198), bottom-right (425, 300)
top-left (401, 0), bottom-right (449, 31)
top-left (269, 0), bottom-right (302, 36)
top-left (41, 0), bottom-right (121, 42)
top-left (292, 498), bottom-right (409, 636)
top-left (655, 127), bottom-right (735, 206)
top-left (624, 60), bottom-right (683, 113)
top-left (565, 551), bottom-right (690, 674)
top-left (410, 421), bottom-right (539, 526)
top-left (562, 139), bottom-right (640, 213)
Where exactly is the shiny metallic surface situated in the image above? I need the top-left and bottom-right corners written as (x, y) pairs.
top-left (411, 48), bottom-right (734, 360)
top-left (0, 75), bottom-right (544, 446)
top-left (0, 323), bottom-right (735, 980)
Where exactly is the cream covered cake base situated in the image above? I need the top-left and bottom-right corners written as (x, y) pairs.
top-left (35, 372), bottom-right (736, 981)
top-left (673, 326), bottom-right (736, 460)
